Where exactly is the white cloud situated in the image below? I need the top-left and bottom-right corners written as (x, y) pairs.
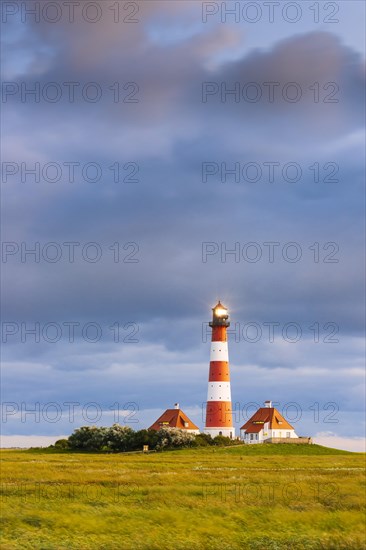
top-left (314, 432), bottom-right (366, 453)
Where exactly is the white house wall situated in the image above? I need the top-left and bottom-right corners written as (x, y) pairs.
top-left (240, 428), bottom-right (298, 443)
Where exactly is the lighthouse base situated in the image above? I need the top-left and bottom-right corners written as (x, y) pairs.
top-left (203, 427), bottom-right (235, 439)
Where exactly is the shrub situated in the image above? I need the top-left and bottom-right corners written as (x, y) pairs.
top-left (155, 428), bottom-right (196, 450)
top-left (212, 435), bottom-right (234, 446)
top-left (129, 429), bottom-right (159, 450)
top-left (68, 426), bottom-right (108, 451)
top-left (54, 439), bottom-right (70, 449)
top-left (65, 425), bottom-right (235, 452)
top-left (68, 425), bottom-right (161, 452)
top-left (194, 433), bottom-right (213, 447)
top-left (104, 424), bottom-right (134, 452)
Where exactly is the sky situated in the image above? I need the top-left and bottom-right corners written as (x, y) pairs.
top-left (1, 1), bottom-right (365, 452)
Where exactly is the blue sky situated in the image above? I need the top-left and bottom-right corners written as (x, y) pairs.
top-left (1, 1), bottom-right (365, 451)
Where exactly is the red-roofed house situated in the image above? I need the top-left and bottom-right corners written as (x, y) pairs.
top-left (240, 400), bottom-right (298, 443)
top-left (149, 404), bottom-right (200, 434)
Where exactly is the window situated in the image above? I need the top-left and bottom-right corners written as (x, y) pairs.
top-left (219, 431), bottom-right (222, 436)
top-left (250, 434), bottom-right (253, 441)
top-left (255, 434), bottom-right (258, 440)
top-left (286, 432), bottom-right (290, 438)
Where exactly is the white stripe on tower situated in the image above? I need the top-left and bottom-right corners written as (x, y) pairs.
top-left (210, 341), bottom-right (228, 362)
top-left (207, 382), bottom-right (232, 402)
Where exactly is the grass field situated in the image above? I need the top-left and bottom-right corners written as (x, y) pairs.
top-left (1, 445), bottom-right (365, 549)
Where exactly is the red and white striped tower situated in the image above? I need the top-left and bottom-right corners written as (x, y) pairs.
top-left (204, 301), bottom-right (235, 439)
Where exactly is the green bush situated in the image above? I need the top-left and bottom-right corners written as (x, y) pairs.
top-left (212, 435), bottom-right (238, 446)
top-left (129, 429), bottom-right (159, 450)
top-left (194, 433), bottom-right (213, 446)
top-left (68, 426), bottom-right (108, 451)
top-left (54, 439), bottom-right (70, 449)
top-left (67, 425), bottom-right (197, 452)
top-left (155, 427), bottom-right (196, 450)
top-left (104, 424), bottom-right (134, 452)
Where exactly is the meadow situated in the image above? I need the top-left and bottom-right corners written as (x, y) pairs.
top-left (1, 445), bottom-right (365, 550)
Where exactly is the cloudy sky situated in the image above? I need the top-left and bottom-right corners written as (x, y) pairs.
top-left (1, 1), bottom-right (365, 451)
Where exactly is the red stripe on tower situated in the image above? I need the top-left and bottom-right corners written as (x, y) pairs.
top-left (204, 302), bottom-right (235, 439)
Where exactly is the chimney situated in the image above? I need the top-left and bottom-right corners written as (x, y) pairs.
top-left (264, 400), bottom-right (272, 408)
top-left (174, 403), bottom-right (179, 409)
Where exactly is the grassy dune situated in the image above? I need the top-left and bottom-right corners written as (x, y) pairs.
top-left (1, 445), bottom-right (365, 549)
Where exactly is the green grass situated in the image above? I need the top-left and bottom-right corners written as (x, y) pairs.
top-left (1, 445), bottom-right (365, 549)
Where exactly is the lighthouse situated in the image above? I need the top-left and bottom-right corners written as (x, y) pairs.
top-left (204, 302), bottom-right (235, 439)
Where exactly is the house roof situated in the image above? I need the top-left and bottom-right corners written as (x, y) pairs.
top-left (148, 408), bottom-right (199, 431)
top-left (240, 407), bottom-right (294, 431)
top-left (244, 424), bottom-right (263, 433)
